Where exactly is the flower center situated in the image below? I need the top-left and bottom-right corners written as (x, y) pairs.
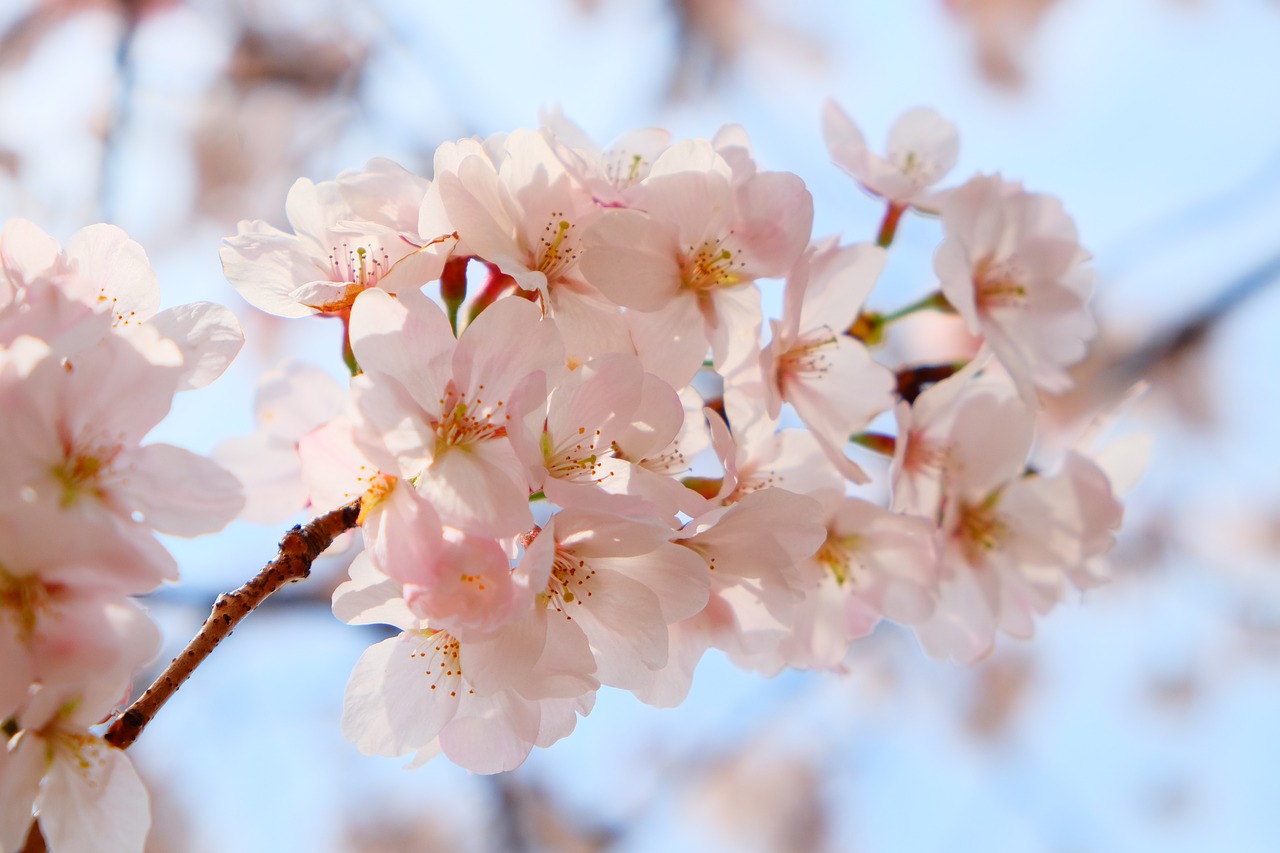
top-left (410, 630), bottom-right (470, 698)
top-left (52, 443), bottom-right (120, 508)
top-left (974, 256), bottom-right (1027, 311)
top-left (817, 533), bottom-right (866, 587)
top-left (0, 568), bottom-right (52, 643)
top-left (545, 547), bottom-right (596, 608)
top-left (535, 214), bottom-right (578, 281)
top-left (955, 496), bottom-right (1008, 567)
top-left (330, 242), bottom-right (391, 289)
top-left (433, 381), bottom-right (508, 454)
top-left (541, 425), bottom-right (612, 484)
top-left (682, 236), bottom-right (744, 292)
top-left (778, 327), bottom-right (838, 383)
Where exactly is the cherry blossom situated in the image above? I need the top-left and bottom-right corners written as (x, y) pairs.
top-left (822, 100), bottom-right (959, 212)
top-left (934, 173), bottom-right (1096, 401)
top-left (759, 240), bottom-right (896, 483)
top-left (348, 287), bottom-right (564, 537)
top-left (220, 159), bottom-right (439, 318)
top-left (1, 681), bottom-right (153, 853)
top-left (579, 140), bottom-right (813, 387)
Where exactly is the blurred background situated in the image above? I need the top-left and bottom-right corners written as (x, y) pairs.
top-left (5, 0), bottom-right (1280, 850)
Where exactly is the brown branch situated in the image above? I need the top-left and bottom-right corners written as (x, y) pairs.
top-left (19, 820), bottom-right (46, 853)
top-left (896, 362), bottom-right (964, 404)
top-left (102, 499), bottom-right (361, 750)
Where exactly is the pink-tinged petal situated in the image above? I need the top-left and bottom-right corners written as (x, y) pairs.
top-left (732, 171), bottom-right (813, 277)
top-left (438, 690), bottom-right (541, 774)
top-left (527, 610), bottom-right (599, 698)
top-left (349, 287), bottom-right (454, 409)
top-left (646, 169), bottom-right (735, 248)
top-left (0, 736), bottom-right (45, 853)
top-left (39, 739), bottom-right (150, 853)
top-left (288, 280), bottom-right (362, 312)
top-left (63, 223), bottom-right (160, 326)
top-left (113, 444), bottom-right (243, 536)
top-left (626, 296), bottom-right (708, 390)
top-left (545, 353), bottom-right (643, 452)
top-left (601, 542), bottom-right (710, 623)
top-left (543, 465), bottom-right (660, 520)
top-left (552, 509), bottom-right (671, 558)
top-left (149, 301), bottom-right (244, 391)
top-left (784, 338), bottom-right (895, 483)
top-left (534, 693), bottom-right (592, 748)
top-left (32, 597), bottom-right (161, 703)
top-left (568, 569), bottom-right (668, 689)
top-left (946, 391), bottom-right (1035, 501)
top-left (337, 157), bottom-right (431, 232)
top-left (342, 632), bottom-right (462, 757)
top-left (417, 441), bottom-right (532, 538)
top-left (403, 528), bottom-right (520, 641)
top-left (0, 623), bottom-right (33, 718)
top-left (437, 165), bottom-right (525, 274)
top-left (332, 551), bottom-right (416, 630)
top-left (628, 608), bottom-right (716, 708)
top-left (350, 375), bottom-right (438, 478)
top-left (798, 242), bottom-right (887, 334)
top-left (17, 329), bottom-right (180, 457)
top-left (579, 209), bottom-right (682, 312)
top-left (251, 361), bottom-right (346, 441)
top-left (454, 295), bottom-right (564, 403)
top-left (913, 565), bottom-right (997, 664)
top-left (887, 108), bottom-right (959, 186)
top-left (361, 481), bottom-right (444, 589)
top-left (461, 611), bottom-right (549, 698)
top-left (614, 374), bottom-right (688, 462)
top-left (648, 138), bottom-right (733, 180)
top-left (934, 237), bottom-right (980, 328)
top-left (0, 218), bottom-right (60, 289)
top-left (821, 99), bottom-right (877, 185)
top-left (298, 415), bottom-right (382, 513)
top-left (219, 222), bottom-right (322, 319)
top-left (544, 284), bottom-right (631, 369)
top-left (706, 283), bottom-right (762, 375)
top-left (682, 487), bottom-right (826, 592)
top-left (376, 241), bottom-right (451, 294)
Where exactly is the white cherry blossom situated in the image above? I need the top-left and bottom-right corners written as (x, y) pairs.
top-left (935, 173), bottom-right (1096, 401)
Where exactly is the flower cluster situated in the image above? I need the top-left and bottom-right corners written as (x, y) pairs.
top-left (0, 221), bottom-right (244, 852)
top-left (218, 103), bottom-right (1131, 774)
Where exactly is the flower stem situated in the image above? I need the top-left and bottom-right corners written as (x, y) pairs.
top-left (849, 431), bottom-right (896, 456)
top-left (880, 290), bottom-right (954, 324)
top-left (876, 202), bottom-right (907, 248)
top-left (895, 361), bottom-right (967, 404)
top-left (848, 291), bottom-right (954, 344)
top-left (339, 309), bottom-right (360, 376)
top-left (102, 499), bottom-right (362, 751)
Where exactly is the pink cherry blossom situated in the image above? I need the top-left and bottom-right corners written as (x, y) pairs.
top-left (934, 173), bottom-right (1096, 401)
top-left (213, 360), bottom-right (347, 524)
top-left (759, 241), bottom-right (896, 483)
top-left (348, 287), bottom-right (564, 537)
top-left (579, 142), bottom-right (812, 387)
top-left (1, 656), bottom-right (157, 853)
top-left (220, 159), bottom-right (439, 318)
top-left (0, 331), bottom-right (243, 582)
top-left (822, 100), bottom-right (959, 211)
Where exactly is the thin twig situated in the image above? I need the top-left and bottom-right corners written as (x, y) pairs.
top-left (102, 499), bottom-right (361, 750)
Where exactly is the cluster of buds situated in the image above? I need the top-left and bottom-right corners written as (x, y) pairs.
top-left (0, 222), bottom-right (244, 850)
top-left (219, 103), bottom-right (1132, 774)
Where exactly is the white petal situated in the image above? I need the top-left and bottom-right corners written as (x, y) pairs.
top-left (149, 302), bottom-right (244, 391)
top-left (40, 739), bottom-right (150, 853)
